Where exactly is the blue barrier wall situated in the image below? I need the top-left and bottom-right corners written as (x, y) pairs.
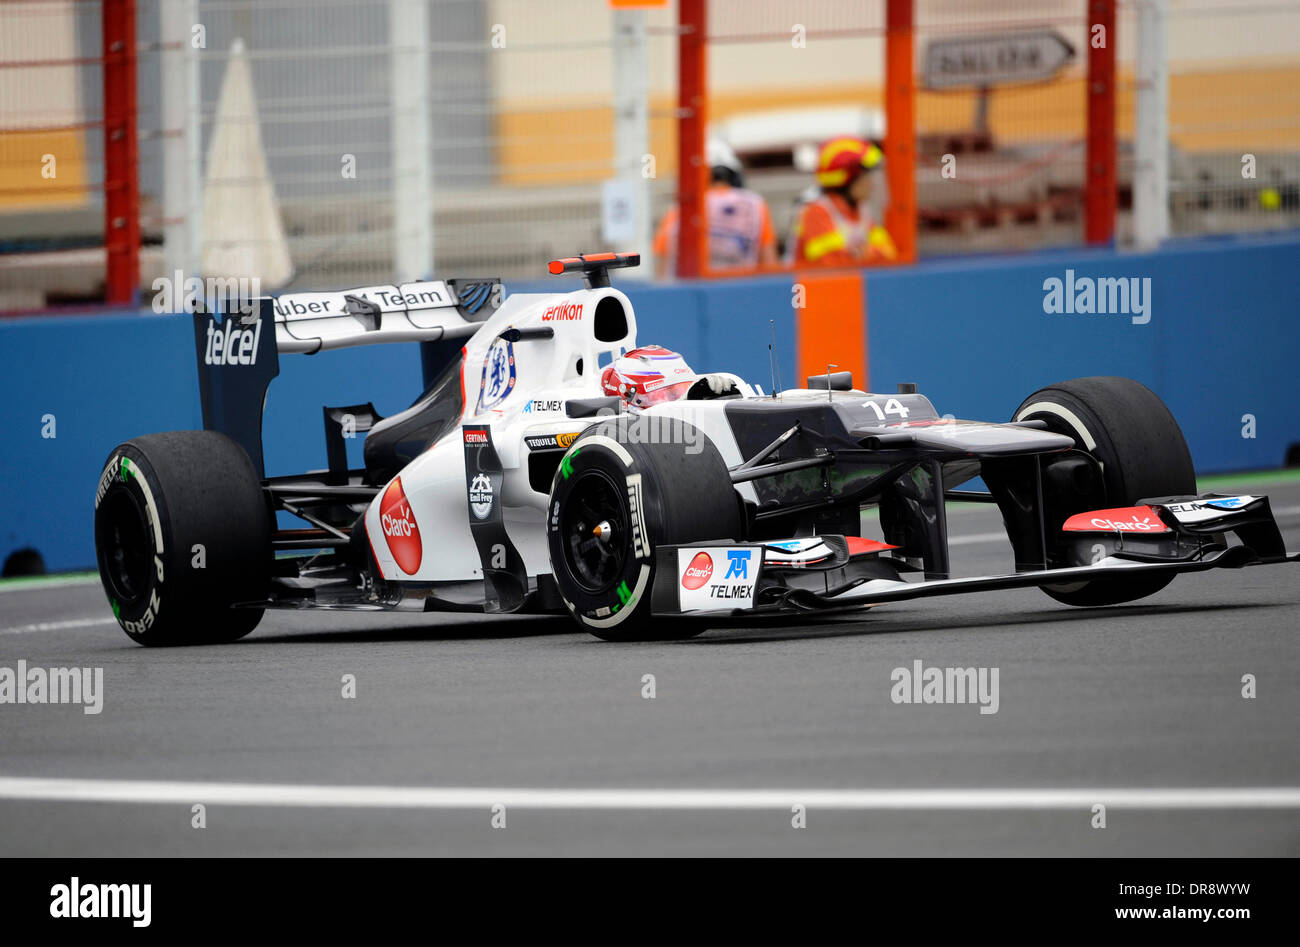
top-left (863, 234), bottom-right (1299, 475)
top-left (0, 313), bottom-right (427, 572)
top-left (1, 313), bottom-right (200, 575)
top-left (2, 232), bottom-right (1296, 571)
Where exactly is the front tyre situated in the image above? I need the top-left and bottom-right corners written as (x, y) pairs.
top-left (94, 431), bottom-right (272, 646)
top-left (546, 417), bottom-right (742, 641)
top-left (1014, 376), bottom-right (1196, 607)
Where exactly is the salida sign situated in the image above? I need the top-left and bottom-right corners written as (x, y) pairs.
top-left (923, 30), bottom-right (1074, 90)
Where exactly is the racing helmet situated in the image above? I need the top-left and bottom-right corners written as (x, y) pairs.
top-left (815, 137), bottom-right (884, 189)
top-left (600, 345), bottom-right (697, 409)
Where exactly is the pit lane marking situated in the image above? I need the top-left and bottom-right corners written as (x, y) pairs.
top-left (0, 777), bottom-right (1297, 811)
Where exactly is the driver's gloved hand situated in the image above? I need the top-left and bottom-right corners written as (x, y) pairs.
top-left (686, 374), bottom-right (740, 400)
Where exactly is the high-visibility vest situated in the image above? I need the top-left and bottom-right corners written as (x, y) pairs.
top-left (705, 187), bottom-right (770, 268)
top-left (658, 186), bottom-right (773, 270)
top-left (787, 194), bottom-right (897, 265)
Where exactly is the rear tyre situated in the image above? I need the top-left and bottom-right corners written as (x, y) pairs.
top-left (546, 416), bottom-right (742, 641)
top-left (94, 431), bottom-right (272, 646)
top-left (1014, 376), bottom-right (1195, 607)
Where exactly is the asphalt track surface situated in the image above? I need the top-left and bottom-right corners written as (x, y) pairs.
top-left (2, 477), bottom-right (1298, 856)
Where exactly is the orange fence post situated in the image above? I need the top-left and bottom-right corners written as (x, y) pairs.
top-left (102, 0), bottom-right (140, 305)
top-left (675, 0), bottom-right (707, 278)
top-left (1085, 0), bottom-right (1116, 245)
top-left (884, 0), bottom-right (916, 264)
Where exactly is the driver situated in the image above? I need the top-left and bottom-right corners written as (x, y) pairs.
top-left (600, 345), bottom-right (738, 410)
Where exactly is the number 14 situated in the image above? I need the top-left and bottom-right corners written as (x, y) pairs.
top-left (862, 398), bottom-right (910, 421)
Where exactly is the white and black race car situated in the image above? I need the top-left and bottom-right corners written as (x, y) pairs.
top-left (94, 252), bottom-right (1297, 645)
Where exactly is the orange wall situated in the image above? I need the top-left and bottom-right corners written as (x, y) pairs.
top-left (0, 128), bottom-right (88, 210)
top-left (495, 65), bottom-right (1300, 187)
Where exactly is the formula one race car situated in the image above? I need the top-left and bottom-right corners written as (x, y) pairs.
top-left (93, 252), bottom-right (1297, 646)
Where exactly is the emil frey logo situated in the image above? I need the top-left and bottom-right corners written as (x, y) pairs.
top-left (469, 473), bottom-right (494, 520)
top-left (379, 477), bottom-right (422, 574)
top-left (681, 551), bottom-right (713, 589)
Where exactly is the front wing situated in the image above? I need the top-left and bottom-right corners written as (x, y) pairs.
top-left (649, 494), bottom-right (1299, 617)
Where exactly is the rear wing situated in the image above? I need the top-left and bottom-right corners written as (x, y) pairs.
top-left (192, 277), bottom-right (501, 476)
top-left (273, 278), bottom-right (500, 354)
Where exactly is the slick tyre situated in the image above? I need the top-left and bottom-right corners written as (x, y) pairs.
top-left (1014, 376), bottom-right (1196, 607)
top-left (94, 431), bottom-right (272, 646)
top-left (547, 416), bottom-right (742, 641)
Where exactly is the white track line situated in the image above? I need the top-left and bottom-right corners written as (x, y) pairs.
top-left (0, 617), bottom-right (115, 636)
top-left (0, 777), bottom-right (1297, 811)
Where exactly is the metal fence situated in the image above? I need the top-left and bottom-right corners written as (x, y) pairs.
top-left (912, 0), bottom-right (1092, 254)
top-left (1, 0), bottom-right (663, 303)
top-left (1149, 0), bottom-right (1300, 237)
top-left (700, 1), bottom-right (889, 261)
top-left (0, 0), bottom-right (108, 308)
top-left (698, 0), bottom-right (1099, 257)
top-left (186, 0), bottom-right (673, 290)
top-left (700, 0), bottom-right (1300, 255)
top-left (1, 0), bottom-right (1298, 310)
top-left (193, 0), bottom-right (486, 290)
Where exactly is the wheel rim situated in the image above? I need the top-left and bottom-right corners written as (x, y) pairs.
top-left (560, 469), bottom-right (630, 594)
top-left (97, 488), bottom-right (153, 607)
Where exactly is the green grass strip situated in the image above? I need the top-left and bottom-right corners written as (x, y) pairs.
top-left (0, 571), bottom-right (99, 592)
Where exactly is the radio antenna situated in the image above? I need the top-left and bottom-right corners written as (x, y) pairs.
top-left (769, 319), bottom-right (783, 398)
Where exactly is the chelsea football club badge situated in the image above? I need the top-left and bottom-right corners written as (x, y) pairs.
top-left (477, 335), bottom-right (516, 412)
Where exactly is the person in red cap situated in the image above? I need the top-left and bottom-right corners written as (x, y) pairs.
top-left (789, 137), bottom-right (897, 266)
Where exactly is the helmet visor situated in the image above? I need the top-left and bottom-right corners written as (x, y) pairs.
top-left (636, 379), bottom-right (694, 408)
